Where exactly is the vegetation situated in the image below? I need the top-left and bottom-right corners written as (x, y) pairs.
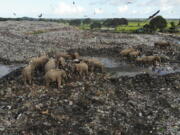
top-left (168, 21), bottom-right (177, 33)
top-left (90, 22), bottom-right (102, 29)
top-left (149, 16), bottom-right (167, 32)
top-left (103, 18), bottom-right (128, 27)
top-left (83, 18), bottom-right (92, 24)
top-left (69, 19), bottom-right (82, 26)
top-left (0, 17), bottom-right (179, 34)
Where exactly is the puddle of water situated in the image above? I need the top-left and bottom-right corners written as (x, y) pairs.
top-left (83, 56), bottom-right (149, 77)
top-left (176, 40), bottom-right (180, 45)
top-left (0, 64), bottom-right (23, 78)
top-left (150, 66), bottom-right (180, 76)
top-left (83, 56), bottom-right (180, 77)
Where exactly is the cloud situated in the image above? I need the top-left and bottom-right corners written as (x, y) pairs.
top-left (54, 2), bottom-right (85, 15)
top-left (159, 0), bottom-right (173, 11)
top-left (89, 0), bottom-right (138, 6)
top-left (132, 10), bottom-right (137, 14)
top-left (118, 5), bottom-right (128, 13)
top-left (94, 8), bottom-right (104, 14)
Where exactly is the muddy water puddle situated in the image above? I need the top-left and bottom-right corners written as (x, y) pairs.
top-left (0, 64), bottom-right (23, 78)
top-left (83, 56), bottom-right (180, 77)
top-left (0, 57), bottom-right (179, 79)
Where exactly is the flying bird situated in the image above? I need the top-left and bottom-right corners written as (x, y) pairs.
top-left (148, 10), bottom-right (160, 20)
top-left (127, 2), bottom-right (132, 4)
top-left (13, 13), bottom-right (16, 16)
top-left (38, 13), bottom-right (42, 18)
top-left (73, 1), bottom-right (75, 5)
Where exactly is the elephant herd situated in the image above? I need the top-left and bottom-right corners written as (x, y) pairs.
top-left (22, 52), bottom-right (104, 88)
top-left (120, 41), bottom-right (171, 65)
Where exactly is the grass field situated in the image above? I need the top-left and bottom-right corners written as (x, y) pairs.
top-left (79, 19), bottom-right (180, 33)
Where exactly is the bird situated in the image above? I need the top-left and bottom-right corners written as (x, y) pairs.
top-left (38, 13), bottom-right (42, 18)
top-left (13, 13), bottom-right (16, 16)
top-left (127, 2), bottom-right (132, 4)
top-left (148, 10), bottom-right (160, 20)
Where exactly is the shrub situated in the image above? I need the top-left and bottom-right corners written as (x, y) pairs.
top-left (83, 18), bottom-right (92, 24)
top-left (69, 19), bottom-right (82, 26)
top-left (178, 20), bottom-right (180, 26)
top-left (149, 16), bottom-right (167, 32)
top-left (90, 22), bottom-right (101, 29)
top-left (103, 18), bottom-right (128, 27)
top-left (143, 24), bottom-right (154, 33)
top-left (168, 22), bottom-right (177, 33)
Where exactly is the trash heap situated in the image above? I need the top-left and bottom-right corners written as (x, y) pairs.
top-left (0, 63), bottom-right (180, 135)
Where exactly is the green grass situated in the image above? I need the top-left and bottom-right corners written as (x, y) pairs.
top-left (128, 21), bottom-right (147, 27)
top-left (79, 24), bottom-right (90, 30)
top-left (115, 25), bottom-right (140, 32)
top-left (78, 19), bottom-right (180, 33)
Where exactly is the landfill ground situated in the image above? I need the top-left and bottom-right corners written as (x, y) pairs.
top-left (0, 21), bottom-right (180, 135)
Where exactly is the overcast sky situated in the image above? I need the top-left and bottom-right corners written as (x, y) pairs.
top-left (0, 0), bottom-right (179, 18)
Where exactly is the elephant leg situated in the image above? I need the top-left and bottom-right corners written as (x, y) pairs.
top-left (57, 78), bottom-right (61, 88)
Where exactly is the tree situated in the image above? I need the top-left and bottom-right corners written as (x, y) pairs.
top-left (69, 19), bottom-right (81, 26)
top-left (90, 22), bottom-right (101, 29)
top-left (169, 21), bottom-right (176, 33)
top-left (103, 18), bottom-right (128, 27)
top-left (149, 16), bottom-right (167, 31)
top-left (178, 19), bottom-right (180, 26)
top-left (83, 18), bottom-right (91, 24)
top-left (143, 24), bottom-right (154, 33)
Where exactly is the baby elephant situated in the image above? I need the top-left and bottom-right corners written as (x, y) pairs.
top-left (30, 55), bottom-right (49, 72)
top-left (145, 56), bottom-right (161, 64)
top-left (74, 62), bottom-right (88, 77)
top-left (55, 52), bottom-right (72, 60)
top-left (129, 50), bottom-right (140, 58)
top-left (70, 52), bottom-right (80, 59)
top-left (120, 48), bottom-right (135, 56)
top-left (44, 69), bottom-right (67, 88)
top-left (154, 41), bottom-right (170, 49)
top-left (56, 57), bottom-right (66, 68)
top-left (85, 59), bottom-right (104, 72)
top-left (44, 58), bottom-right (56, 73)
top-left (22, 64), bottom-right (35, 85)
top-left (136, 56), bottom-right (161, 65)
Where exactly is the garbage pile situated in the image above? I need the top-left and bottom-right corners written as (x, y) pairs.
top-left (0, 64), bottom-right (180, 135)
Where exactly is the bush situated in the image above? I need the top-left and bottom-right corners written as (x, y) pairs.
top-left (0, 17), bottom-right (8, 21)
top-left (149, 16), bottom-right (167, 32)
top-left (168, 22), bottom-right (177, 33)
top-left (69, 19), bottom-right (82, 26)
top-left (143, 24), bottom-right (154, 33)
top-left (103, 18), bottom-right (128, 27)
top-left (178, 20), bottom-right (180, 26)
top-left (90, 22), bottom-right (101, 29)
top-left (83, 18), bottom-right (91, 24)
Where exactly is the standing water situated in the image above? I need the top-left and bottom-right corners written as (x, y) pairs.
top-left (0, 64), bottom-right (22, 78)
top-left (83, 56), bottom-right (180, 77)
top-left (83, 56), bottom-right (149, 77)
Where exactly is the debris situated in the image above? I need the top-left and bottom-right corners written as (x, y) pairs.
top-left (0, 21), bottom-right (180, 135)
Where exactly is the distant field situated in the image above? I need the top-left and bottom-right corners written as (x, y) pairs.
top-left (79, 19), bottom-right (180, 33)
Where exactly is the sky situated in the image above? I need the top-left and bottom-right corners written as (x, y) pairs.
top-left (0, 0), bottom-right (179, 19)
